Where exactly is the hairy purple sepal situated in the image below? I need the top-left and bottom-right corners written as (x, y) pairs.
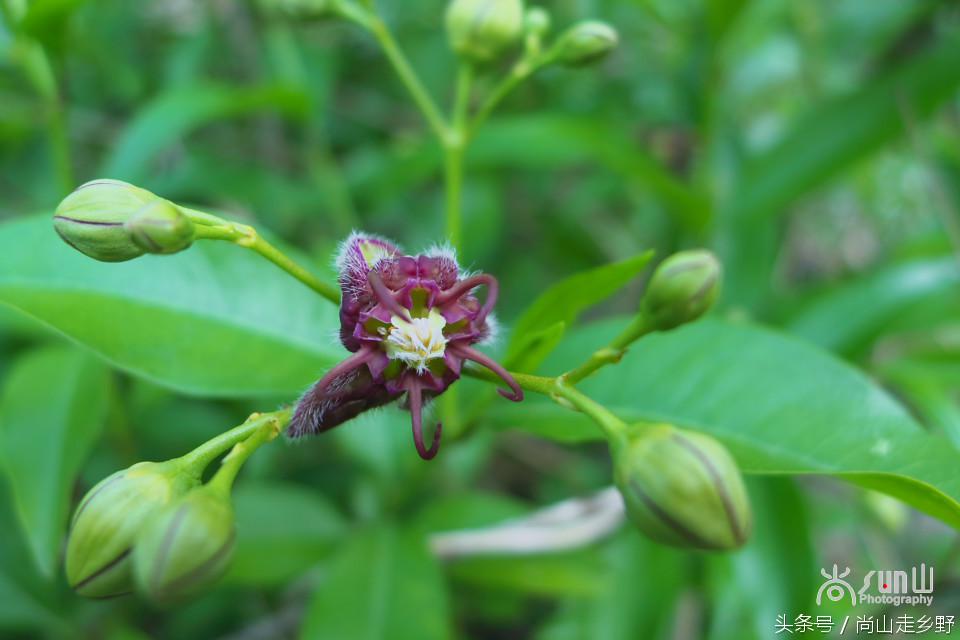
top-left (292, 234), bottom-right (523, 460)
top-left (288, 367), bottom-right (400, 437)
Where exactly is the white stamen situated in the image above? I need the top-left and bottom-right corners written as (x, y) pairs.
top-left (384, 308), bottom-right (448, 373)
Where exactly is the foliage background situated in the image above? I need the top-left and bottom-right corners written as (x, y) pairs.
top-left (1, 0), bottom-right (960, 638)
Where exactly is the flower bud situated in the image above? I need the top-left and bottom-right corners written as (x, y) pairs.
top-left (53, 179), bottom-right (195, 262)
top-left (445, 0), bottom-right (525, 63)
top-left (524, 7), bottom-right (550, 39)
top-left (553, 21), bottom-right (618, 67)
top-left (53, 180), bottom-right (155, 262)
top-left (65, 461), bottom-right (195, 598)
top-left (125, 200), bottom-right (195, 255)
top-left (132, 485), bottom-right (235, 603)
top-left (642, 250), bottom-right (721, 331)
top-left (612, 425), bottom-right (752, 550)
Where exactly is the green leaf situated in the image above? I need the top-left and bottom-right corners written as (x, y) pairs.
top-left (0, 481), bottom-right (65, 634)
top-left (100, 83), bottom-right (309, 184)
top-left (18, 0), bottom-right (88, 40)
top-left (506, 321), bottom-right (566, 373)
top-left (705, 478), bottom-right (814, 640)
top-left (535, 532), bottom-right (685, 640)
top-left (0, 215), bottom-right (339, 397)
top-left (726, 33), bottom-right (960, 226)
top-left (300, 525), bottom-right (451, 640)
top-left (450, 550), bottom-right (605, 598)
top-left (0, 346), bottom-right (110, 577)
top-left (416, 492), bottom-right (528, 532)
top-left (720, 30), bottom-right (960, 307)
top-left (491, 317), bottom-right (960, 529)
top-left (507, 251), bottom-right (654, 363)
top-left (473, 116), bottom-right (707, 228)
top-left (228, 482), bottom-right (347, 586)
top-left (346, 115), bottom-right (706, 228)
top-left (787, 257), bottom-right (960, 354)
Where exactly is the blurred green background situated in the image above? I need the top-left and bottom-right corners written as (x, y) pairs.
top-left (2, 0), bottom-right (960, 638)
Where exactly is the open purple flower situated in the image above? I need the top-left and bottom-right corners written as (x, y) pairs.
top-left (289, 232), bottom-right (523, 459)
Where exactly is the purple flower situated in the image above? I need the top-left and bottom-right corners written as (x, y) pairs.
top-left (289, 233), bottom-right (523, 459)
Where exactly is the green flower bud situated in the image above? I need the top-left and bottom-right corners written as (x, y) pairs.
top-left (642, 250), bottom-right (721, 331)
top-left (445, 0), bottom-right (525, 63)
top-left (612, 425), bottom-right (752, 550)
top-left (524, 7), bottom-right (550, 39)
top-left (65, 461), bottom-right (196, 598)
top-left (53, 179), bottom-right (195, 262)
top-left (553, 21), bottom-right (618, 67)
top-left (125, 200), bottom-right (195, 255)
top-left (53, 180), bottom-right (155, 262)
top-left (132, 485), bottom-right (235, 603)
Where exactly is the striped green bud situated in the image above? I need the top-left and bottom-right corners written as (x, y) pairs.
top-left (445, 0), bottom-right (525, 62)
top-left (126, 200), bottom-right (194, 255)
top-left (65, 461), bottom-right (196, 598)
top-left (53, 179), bottom-right (195, 262)
top-left (553, 21), bottom-right (618, 67)
top-left (613, 424), bottom-right (752, 550)
top-left (132, 485), bottom-right (236, 604)
top-left (643, 250), bottom-right (721, 331)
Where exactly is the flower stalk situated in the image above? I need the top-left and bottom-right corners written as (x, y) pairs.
top-left (190, 217), bottom-right (339, 303)
top-left (180, 408), bottom-right (292, 472)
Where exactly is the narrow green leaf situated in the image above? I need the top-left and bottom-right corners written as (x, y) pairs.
top-left (506, 321), bottom-right (566, 372)
top-left (491, 317), bottom-right (960, 529)
top-left (535, 533), bottom-right (685, 640)
top-left (228, 482), bottom-right (347, 586)
top-left (416, 492), bottom-right (528, 532)
top-left (300, 525), bottom-right (451, 640)
top-left (0, 482), bottom-right (65, 634)
top-left (101, 83), bottom-right (309, 184)
top-left (0, 347), bottom-right (110, 577)
top-left (726, 33), bottom-right (960, 225)
top-left (721, 31), bottom-right (960, 307)
top-left (507, 251), bottom-right (654, 362)
top-left (19, 0), bottom-right (87, 39)
top-left (0, 215), bottom-right (339, 397)
top-left (450, 550), bottom-right (605, 598)
top-left (346, 115), bottom-right (706, 227)
top-left (705, 478), bottom-right (814, 640)
top-left (787, 257), bottom-right (960, 354)
top-left (472, 116), bottom-right (705, 227)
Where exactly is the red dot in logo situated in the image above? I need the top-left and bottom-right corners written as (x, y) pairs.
top-left (882, 583), bottom-right (888, 589)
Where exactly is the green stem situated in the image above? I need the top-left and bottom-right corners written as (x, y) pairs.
top-left (462, 366), bottom-right (627, 441)
top-left (180, 407), bottom-right (292, 472)
top-left (438, 64), bottom-right (475, 435)
top-left (47, 95), bottom-right (73, 195)
top-left (468, 54), bottom-right (550, 141)
top-left (192, 219), bottom-right (339, 303)
top-left (444, 150), bottom-right (464, 248)
top-left (209, 415), bottom-right (283, 493)
top-left (18, 39), bottom-right (73, 194)
top-left (364, 14), bottom-right (449, 142)
top-left (444, 62), bottom-right (473, 248)
top-left (561, 313), bottom-right (654, 385)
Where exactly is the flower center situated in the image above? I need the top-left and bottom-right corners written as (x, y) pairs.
top-left (384, 308), bottom-right (447, 373)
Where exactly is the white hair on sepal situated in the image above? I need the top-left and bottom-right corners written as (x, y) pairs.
top-left (479, 312), bottom-right (500, 346)
top-left (333, 230), bottom-right (365, 272)
top-left (321, 325), bottom-right (343, 347)
top-left (334, 230), bottom-right (402, 273)
top-left (423, 241), bottom-right (460, 267)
